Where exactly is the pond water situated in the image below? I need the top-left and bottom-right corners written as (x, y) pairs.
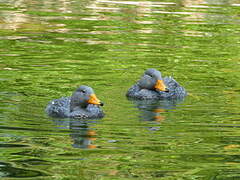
top-left (1, 0), bottom-right (240, 179)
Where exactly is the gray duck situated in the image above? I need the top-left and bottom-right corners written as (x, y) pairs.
top-left (46, 85), bottom-right (104, 119)
top-left (126, 68), bottom-right (187, 100)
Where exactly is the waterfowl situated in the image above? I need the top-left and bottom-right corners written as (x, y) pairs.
top-left (126, 68), bottom-right (187, 100)
top-left (46, 85), bottom-right (104, 119)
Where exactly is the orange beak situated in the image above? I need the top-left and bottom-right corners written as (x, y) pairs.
top-left (87, 94), bottom-right (101, 105)
top-left (154, 80), bottom-right (168, 92)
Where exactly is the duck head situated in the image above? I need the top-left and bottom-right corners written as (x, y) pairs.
top-left (70, 85), bottom-right (104, 111)
top-left (138, 68), bottom-right (169, 92)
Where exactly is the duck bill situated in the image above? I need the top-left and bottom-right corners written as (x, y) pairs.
top-left (154, 80), bottom-right (168, 92)
top-left (87, 94), bottom-right (102, 105)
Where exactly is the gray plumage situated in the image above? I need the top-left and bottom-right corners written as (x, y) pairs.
top-left (45, 85), bottom-right (104, 119)
top-left (126, 69), bottom-right (187, 100)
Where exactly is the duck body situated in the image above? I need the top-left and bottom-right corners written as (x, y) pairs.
top-left (46, 86), bottom-right (104, 119)
top-left (126, 69), bottom-right (187, 100)
top-left (46, 97), bottom-right (70, 118)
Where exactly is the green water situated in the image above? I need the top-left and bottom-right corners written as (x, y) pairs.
top-left (1, 0), bottom-right (240, 179)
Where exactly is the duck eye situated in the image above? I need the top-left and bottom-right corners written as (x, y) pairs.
top-left (80, 90), bottom-right (86, 93)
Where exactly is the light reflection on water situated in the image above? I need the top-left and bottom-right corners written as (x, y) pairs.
top-left (0, 0), bottom-right (240, 179)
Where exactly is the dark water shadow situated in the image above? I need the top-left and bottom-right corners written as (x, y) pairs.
top-left (0, 144), bottom-right (29, 148)
top-left (0, 161), bottom-right (47, 178)
top-left (127, 97), bottom-right (185, 122)
top-left (52, 118), bottom-right (100, 149)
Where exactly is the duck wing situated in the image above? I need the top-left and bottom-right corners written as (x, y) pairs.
top-left (45, 97), bottom-right (70, 118)
top-left (163, 77), bottom-right (187, 98)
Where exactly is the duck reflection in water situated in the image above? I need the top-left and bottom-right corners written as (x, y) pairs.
top-left (69, 119), bottom-right (97, 149)
top-left (53, 118), bottom-right (99, 149)
top-left (129, 98), bottom-right (184, 122)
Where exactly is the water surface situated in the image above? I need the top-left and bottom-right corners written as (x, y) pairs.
top-left (1, 0), bottom-right (240, 179)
